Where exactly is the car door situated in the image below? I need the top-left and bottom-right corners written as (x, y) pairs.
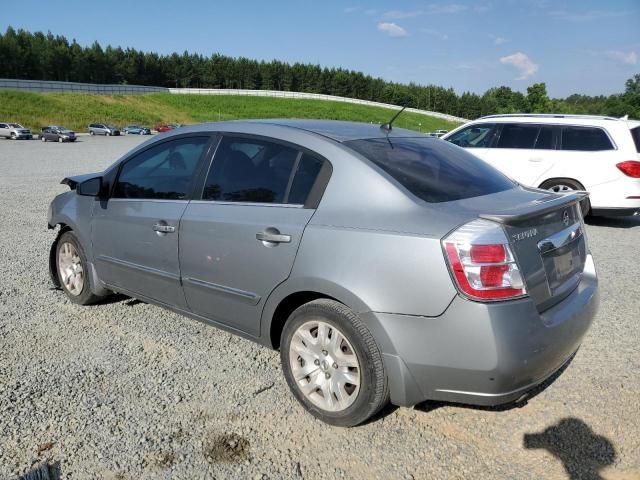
top-left (46, 129), bottom-right (57, 141)
top-left (444, 123), bottom-right (497, 163)
top-left (485, 123), bottom-right (557, 185)
top-left (179, 135), bottom-right (328, 336)
top-left (91, 135), bottom-right (213, 307)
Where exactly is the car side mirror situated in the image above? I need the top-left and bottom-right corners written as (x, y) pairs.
top-left (77, 177), bottom-right (103, 197)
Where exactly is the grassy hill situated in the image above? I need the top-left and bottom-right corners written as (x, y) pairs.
top-left (0, 90), bottom-right (460, 133)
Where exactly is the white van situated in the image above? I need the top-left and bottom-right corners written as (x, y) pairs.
top-left (442, 114), bottom-right (640, 216)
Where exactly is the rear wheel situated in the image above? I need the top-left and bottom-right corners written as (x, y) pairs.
top-left (540, 178), bottom-right (591, 217)
top-left (56, 232), bottom-right (103, 305)
top-left (41, 136), bottom-right (46, 142)
top-left (281, 299), bottom-right (389, 427)
top-left (10, 133), bottom-right (16, 140)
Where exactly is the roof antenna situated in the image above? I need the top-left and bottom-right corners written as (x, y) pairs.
top-left (380, 106), bottom-right (406, 133)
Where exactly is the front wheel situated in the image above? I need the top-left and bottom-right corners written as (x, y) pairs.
top-left (281, 299), bottom-right (389, 427)
top-left (56, 232), bottom-right (103, 305)
top-left (41, 136), bottom-right (46, 142)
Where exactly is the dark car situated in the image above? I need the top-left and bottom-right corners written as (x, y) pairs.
top-left (123, 125), bottom-right (151, 135)
top-left (40, 126), bottom-right (76, 143)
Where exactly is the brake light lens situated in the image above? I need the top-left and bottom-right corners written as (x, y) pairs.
top-left (616, 161), bottom-right (640, 178)
top-left (443, 219), bottom-right (526, 301)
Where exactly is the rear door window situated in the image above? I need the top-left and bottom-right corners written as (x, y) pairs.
top-left (561, 126), bottom-right (614, 151)
top-left (495, 124), bottom-right (539, 149)
top-left (202, 136), bottom-right (324, 205)
top-left (345, 137), bottom-right (515, 203)
top-left (446, 124), bottom-right (496, 148)
top-left (534, 126), bottom-right (555, 149)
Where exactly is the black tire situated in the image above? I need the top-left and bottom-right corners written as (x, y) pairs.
top-left (10, 133), bottom-right (16, 140)
top-left (281, 299), bottom-right (389, 427)
top-left (41, 136), bottom-right (46, 142)
top-left (55, 231), bottom-right (103, 305)
top-left (58, 136), bottom-right (63, 143)
top-left (540, 178), bottom-right (591, 217)
top-left (90, 130), bottom-right (95, 135)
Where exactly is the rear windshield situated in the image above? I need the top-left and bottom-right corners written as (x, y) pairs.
top-left (631, 126), bottom-right (640, 153)
top-left (345, 137), bottom-right (515, 203)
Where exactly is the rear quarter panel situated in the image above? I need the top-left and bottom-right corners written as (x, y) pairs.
top-left (284, 224), bottom-right (457, 317)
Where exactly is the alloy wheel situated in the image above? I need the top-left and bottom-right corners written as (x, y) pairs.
top-left (58, 242), bottom-right (84, 296)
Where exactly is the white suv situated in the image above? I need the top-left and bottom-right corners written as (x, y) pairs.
top-left (442, 114), bottom-right (640, 216)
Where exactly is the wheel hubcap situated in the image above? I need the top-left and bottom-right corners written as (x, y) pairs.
top-left (548, 184), bottom-right (573, 193)
top-left (289, 320), bottom-right (361, 412)
top-left (58, 242), bottom-right (84, 296)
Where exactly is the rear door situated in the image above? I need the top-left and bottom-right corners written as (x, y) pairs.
top-left (91, 135), bottom-right (213, 307)
top-left (485, 123), bottom-right (557, 185)
top-left (179, 135), bottom-right (328, 336)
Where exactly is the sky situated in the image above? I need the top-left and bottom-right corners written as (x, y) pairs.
top-left (2, 0), bottom-right (639, 98)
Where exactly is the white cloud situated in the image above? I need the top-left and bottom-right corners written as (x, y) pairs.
top-left (549, 9), bottom-right (627, 22)
top-left (422, 28), bottom-right (449, 41)
top-left (426, 3), bottom-right (468, 14)
top-left (604, 50), bottom-right (638, 65)
top-left (343, 6), bottom-right (359, 13)
top-left (382, 10), bottom-right (423, 19)
top-left (489, 34), bottom-right (507, 45)
top-left (500, 52), bottom-right (539, 80)
top-left (377, 22), bottom-right (409, 37)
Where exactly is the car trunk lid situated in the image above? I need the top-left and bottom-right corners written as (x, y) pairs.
top-left (481, 190), bottom-right (587, 311)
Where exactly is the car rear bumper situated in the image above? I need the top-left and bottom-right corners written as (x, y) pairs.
top-left (362, 254), bottom-right (599, 407)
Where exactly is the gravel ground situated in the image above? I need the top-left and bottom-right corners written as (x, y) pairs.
top-left (0, 135), bottom-right (639, 480)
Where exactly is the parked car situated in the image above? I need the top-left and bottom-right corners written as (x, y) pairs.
top-left (47, 120), bottom-right (598, 426)
top-left (429, 129), bottom-right (449, 138)
top-left (123, 125), bottom-right (151, 135)
top-left (40, 126), bottom-right (76, 143)
top-left (154, 124), bottom-right (175, 133)
top-left (88, 123), bottom-right (120, 136)
top-left (0, 122), bottom-right (33, 140)
top-left (442, 114), bottom-right (640, 217)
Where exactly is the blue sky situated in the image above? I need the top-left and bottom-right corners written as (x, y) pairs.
top-left (2, 0), bottom-right (639, 97)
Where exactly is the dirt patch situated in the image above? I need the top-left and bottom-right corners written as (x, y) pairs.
top-left (203, 433), bottom-right (250, 464)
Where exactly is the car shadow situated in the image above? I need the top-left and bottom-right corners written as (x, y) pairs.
top-left (586, 214), bottom-right (639, 229)
top-left (413, 351), bottom-right (574, 415)
top-left (524, 418), bottom-right (616, 480)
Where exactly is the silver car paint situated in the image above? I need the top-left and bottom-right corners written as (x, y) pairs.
top-left (48, 120), bottom-right (599, 408)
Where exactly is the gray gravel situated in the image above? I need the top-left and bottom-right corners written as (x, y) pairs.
top-left (1, 135), bottom-right (639, 480)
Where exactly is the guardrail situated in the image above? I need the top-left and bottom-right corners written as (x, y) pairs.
top-left (0, 79), bottom-right (467, 123)
top-left (0, 78), bottom-right (167, 95)
top-left (169, 88), bottom-right (467, 123)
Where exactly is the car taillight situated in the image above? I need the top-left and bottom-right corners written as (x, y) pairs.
top-left (442, 219), bottom-right (526, 301)
top-left (617, 161), bottom-right (640, 178)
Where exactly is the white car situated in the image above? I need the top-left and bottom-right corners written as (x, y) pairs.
top-left (442, 114), bottom-right (640, 216)
top-left (0, 122), bottom-right (33, 140)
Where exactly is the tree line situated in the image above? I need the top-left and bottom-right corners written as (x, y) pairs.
top-left (1, 27), bottom-right (638, 119)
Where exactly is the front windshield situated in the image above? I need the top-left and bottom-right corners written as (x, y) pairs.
top-left (10, 123), bottom-right (23, 128)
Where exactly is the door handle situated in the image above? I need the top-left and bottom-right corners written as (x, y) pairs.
top-left (256, 231), bottom-right (291, 244)
top-left (153, 224), bottom-right (175, 233)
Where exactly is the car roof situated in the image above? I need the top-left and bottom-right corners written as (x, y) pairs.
top-left (193, 119), bottom-right (420, 143)
top-left (470, 113), bottom-right (639, 128)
